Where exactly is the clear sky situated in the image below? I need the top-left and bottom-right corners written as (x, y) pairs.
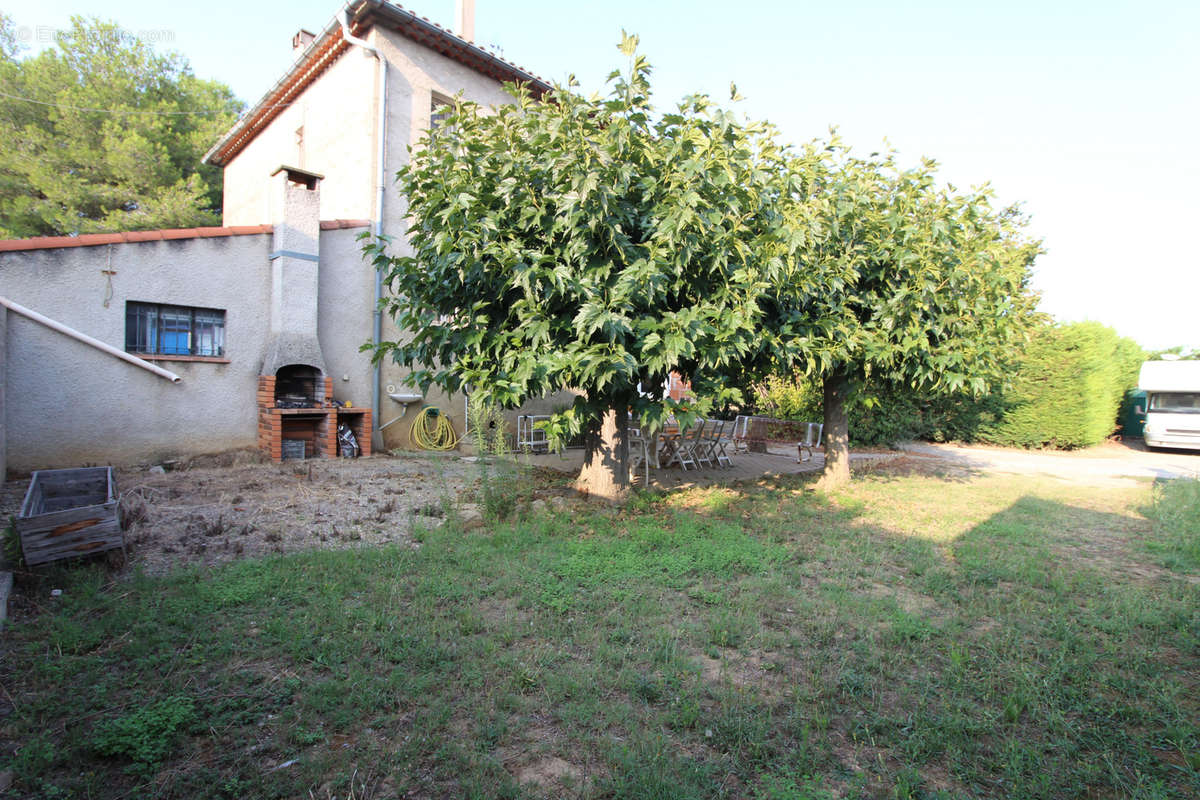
top-left (10, 1), bottom-right (1199, 350)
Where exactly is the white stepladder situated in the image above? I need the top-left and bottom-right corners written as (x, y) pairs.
top-left (797, 422), bottom-right (824, 463)
top-left (516, 414), bottom-right (553, 453)
top-left (628, 431), bottom-right (651, 486)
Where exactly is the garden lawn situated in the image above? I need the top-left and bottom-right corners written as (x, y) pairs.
top-left (1, 465), bottom-right (1197, 799)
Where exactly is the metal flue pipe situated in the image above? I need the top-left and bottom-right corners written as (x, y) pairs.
top-left (0, 294), bottom-right (182, 383)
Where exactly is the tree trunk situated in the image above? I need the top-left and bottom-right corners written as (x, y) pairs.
top-left (747, 417), bottom-right (769, 453)
top-left (817, 368), bottom-right (851, 490)
top-left (574, 403), bottom-right (632, 503)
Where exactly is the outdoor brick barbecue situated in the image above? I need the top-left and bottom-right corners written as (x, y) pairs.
top-left (254, 165), bottom-right (372, 462)
top-left (256, 374), bottom-right (371, 461)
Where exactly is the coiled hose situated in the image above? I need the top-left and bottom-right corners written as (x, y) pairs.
top-left (410, 405), bottom-right (460, 450)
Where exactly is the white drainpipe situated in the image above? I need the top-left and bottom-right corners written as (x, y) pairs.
top-left (0, 295), bottom-right (182, 383)
top-left (339, 5), bottom-right (387, 444)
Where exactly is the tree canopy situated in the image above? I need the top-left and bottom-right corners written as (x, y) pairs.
top-left (370, 34), bottom-right (809, 499)
top-left (761, 144), bottom-right (1041, 485)
top-left (0, 15), bottom-right (240, 237)
top-left (371, 36), bottom-right (1041, 497)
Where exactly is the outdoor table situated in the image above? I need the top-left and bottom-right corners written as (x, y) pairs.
top-left (652, 426), bottom-right (680, 469)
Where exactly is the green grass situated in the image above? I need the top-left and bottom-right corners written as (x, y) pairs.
top-left (1, 467), bottom-right (1197, 799)
top-left (1144, 476), bottom-right (1200, 571)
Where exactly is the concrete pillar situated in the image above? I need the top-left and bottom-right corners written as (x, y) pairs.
top-left (269, 166), bottom-right (322, 339)
top-left (455, 0), bottom-right (475, 40)
top-left (261, 165), bottom-right (328, 376)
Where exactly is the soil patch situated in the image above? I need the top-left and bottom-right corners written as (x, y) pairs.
top-left (2, 454), bottom-right (476, 575)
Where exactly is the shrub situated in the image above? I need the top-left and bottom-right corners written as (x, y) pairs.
top-left (752, 374), bottom-right (998, 447)
top-left (466, 394), bottom-right (529, 520)
top-left (467, 393), bottom-right (509, 457)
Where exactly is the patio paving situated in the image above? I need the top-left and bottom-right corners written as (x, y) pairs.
top-left (519, 445), bottom-right (899, 491)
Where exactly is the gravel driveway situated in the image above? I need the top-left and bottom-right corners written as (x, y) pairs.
top-left (896, 440), bottom-right (1200, 486)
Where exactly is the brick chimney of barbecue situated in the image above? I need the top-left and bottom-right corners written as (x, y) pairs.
top-left (260, 165), bottom-right (327, 377)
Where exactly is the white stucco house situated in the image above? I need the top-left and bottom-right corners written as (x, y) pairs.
top-left (0, 0), bottom-right (553, 476)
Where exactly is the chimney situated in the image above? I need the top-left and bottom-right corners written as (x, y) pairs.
top-left (261, 165), bottom-right (328, 379)
top-left (455, 0), bottom-right (475, 41)
top-left (292, 29), bottom-right (316, 52)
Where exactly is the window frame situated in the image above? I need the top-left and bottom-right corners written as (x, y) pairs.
top-left (430, 93), bottom-right (455, 135)
top-left (125, 301), bottom-right (228, 360)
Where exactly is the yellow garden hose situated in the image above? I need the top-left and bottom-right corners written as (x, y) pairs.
top-left (410, 405), bottom-right (460, 450)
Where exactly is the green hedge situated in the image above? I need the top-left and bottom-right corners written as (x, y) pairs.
top-left (976, 322), bottom-right (1141, 449)
top-left (751, 321), bottom-right (1143, 449)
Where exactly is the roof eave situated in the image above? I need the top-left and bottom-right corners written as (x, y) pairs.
top-left (203, 0), bottom-right (551, 168)
top-left (202, 11), bottom-right (349, 167)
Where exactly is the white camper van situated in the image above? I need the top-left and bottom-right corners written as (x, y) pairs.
top-left (1139, 360), bottom-right (1200, 451)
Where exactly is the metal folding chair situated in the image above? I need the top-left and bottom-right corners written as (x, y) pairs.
top-left (706, 419), bottom-right (728, 468)
top-left (667, 423), bottom-right (701, 471)
top-left (694, 419), bottom-right (715, 468)
top-left (706, 419), bottom-right (732, 468)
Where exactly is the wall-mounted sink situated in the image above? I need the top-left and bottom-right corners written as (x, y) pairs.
top-left (388, 392), bottom-right (423, 413)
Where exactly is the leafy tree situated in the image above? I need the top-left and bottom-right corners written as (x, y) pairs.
top-left (765, 145), bottom-right (1041, 487)
top-left (1147, 345), bottom-right (1199, 361)
top-left (0, 14), bottom-right (18, 61)
top-left (0, 15), bottom-right (240, 237)
top-left (369, 36), bottom-right (807, 501)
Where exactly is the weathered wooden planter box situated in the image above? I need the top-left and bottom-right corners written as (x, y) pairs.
top-left (17, 467), bottom-right (123, 566)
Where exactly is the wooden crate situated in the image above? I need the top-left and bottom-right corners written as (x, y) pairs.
top-left (16, 467), bottom-right (123, 566)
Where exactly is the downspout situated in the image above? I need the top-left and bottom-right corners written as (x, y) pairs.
top-left (0, 295), bottom-right (182, 383)
top-left (339, 5), bottom-right (387, 446)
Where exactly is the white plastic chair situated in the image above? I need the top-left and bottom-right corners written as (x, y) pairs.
top-left (797, 422), bottom-right (824, 462)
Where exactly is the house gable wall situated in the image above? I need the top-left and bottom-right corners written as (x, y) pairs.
top-left (214, 20), bottom-right (544, 451)
top-left (370, 25), bottom-right (520, 235)
top-left (370, 27), bottom-right (524, 448)
top-left (222, 49), bottom-right (376, 226)
top-left (317, 227), bottom-right (375, 412)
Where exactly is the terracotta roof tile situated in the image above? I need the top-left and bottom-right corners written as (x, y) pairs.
top-left (319, 219), bottom-right (371, 230)
top-left (73, 233), bottom-right (124, 246)
top-left (159, 228), bottom-right (200, 240)
top-left (119, 230), bottom-right (160, 243)
top-left (0, 221), bottom-right (371, 253)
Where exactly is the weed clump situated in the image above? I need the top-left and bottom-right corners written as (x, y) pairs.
top-left (91, 695), bottom-right (196, 776)
top-left (468, 394), bottom-right (529, 521)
